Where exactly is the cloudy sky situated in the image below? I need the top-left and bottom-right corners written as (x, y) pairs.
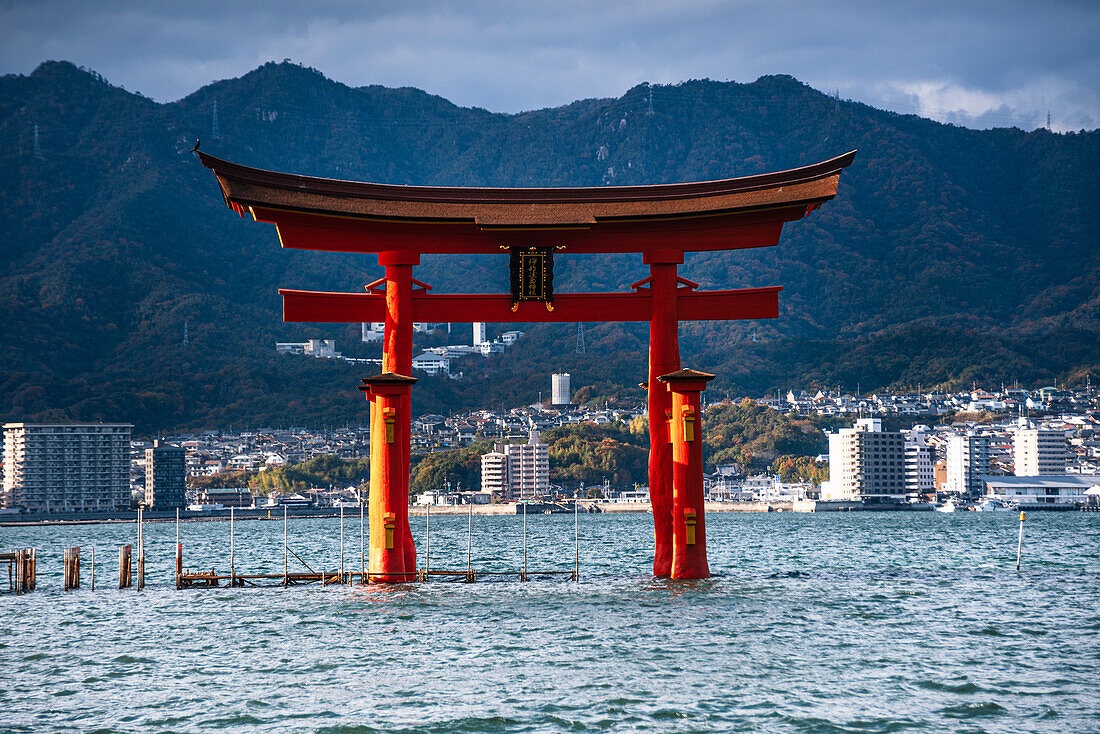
top-left (2, 0), bottom-right (1097, 131)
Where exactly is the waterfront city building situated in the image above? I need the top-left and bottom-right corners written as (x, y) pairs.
top-left (144, 440), bottom-right (187, 510)
top-left (480, 449), bottom-right (508, 497)
top-left (2, 423), bottom-right (133, 513)
top-left (982, 475), bottom-right (1095, 506)
top-left (903, 428), bottom-right (935, 495)
top-left (824, 418), bottom-right (906, 503)
top-left (945, 433), bottom-right (991, 498)
top-left (480, 431), bottom-right (550, 501)
top-left (1013, 423), bottom-right (1068, 476)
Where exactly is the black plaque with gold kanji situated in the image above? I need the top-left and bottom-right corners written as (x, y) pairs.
top-left (509, 247), bottom-right (555, 311)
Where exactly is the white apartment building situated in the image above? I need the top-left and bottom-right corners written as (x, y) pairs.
top-left (480, 431), bottom-right (550, 501)
top-left (412, 352), bottom-right (450, 376)
top-left (824, 418), bottom-right (906, 502)
top-left (361, 322), bottom-right (385, 342)
top-left (903, 428), bottom-right (935, 495)
top-left (1014, 424), bottom-right (1068, 476)
top-left (473, 322), bottom-right (487, 346)
top-left (2, 423), bottom-right (133, 513)
top-left (552, 373), bottom-right (572, 406)
top-left (945, 433), bottom-right (991, 497)
top-left (480, 450), bottom-right (508, 497)
top-left (275, 338), bottom-right (338, 358)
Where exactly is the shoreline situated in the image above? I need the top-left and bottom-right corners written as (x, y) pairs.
top-left (0, 499), bottom-right (947, 526)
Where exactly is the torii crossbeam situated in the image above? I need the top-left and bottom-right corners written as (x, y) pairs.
top-left (200, 150), bottom-right (855, 580)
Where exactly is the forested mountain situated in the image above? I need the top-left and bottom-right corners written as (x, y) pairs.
top-left (2, 60), bottom-right (1097, 433)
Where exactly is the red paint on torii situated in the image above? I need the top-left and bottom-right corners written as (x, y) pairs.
top-left (199, 150), bottom-right (855, 580)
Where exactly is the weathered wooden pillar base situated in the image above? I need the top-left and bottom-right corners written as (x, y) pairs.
top-left (659, 368), bottom-right (715, 580)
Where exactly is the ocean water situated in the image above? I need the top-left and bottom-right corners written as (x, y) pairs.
top-left (2, 511), bottom-right (1098, 733)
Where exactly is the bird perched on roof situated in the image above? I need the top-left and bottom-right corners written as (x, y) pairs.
top-left (191, 139), bottom-right (201, 153)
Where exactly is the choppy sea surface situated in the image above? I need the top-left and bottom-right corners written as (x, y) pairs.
top-left (2, 511), bottom-right (1098, 733)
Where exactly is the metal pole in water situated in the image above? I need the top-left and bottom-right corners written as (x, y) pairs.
top-left (137, 508), bottom-right (144, 592)
top-left (283, 505), bottom-right (288, 587)
top-left (230, 507), bottom-right (235, 587)
top-left (1016, 511), bottom-right (1026, 571)
top-left (522, 502), bottom-right (527, 581)
top-left (91, 546), bottom-right (95, 591)
top-left (467, 503), bottom-right (473, 576)
top-left (425, 503), bottom-right (430, 580)
top-left (574, 499), bottom-right (579, 581)
top-left (360, 501), bottom-right (365, 583)
top-left (340, 506), bottom-right (345, 584)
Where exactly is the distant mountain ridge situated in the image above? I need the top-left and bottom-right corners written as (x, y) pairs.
top-left (1, 60), bottom-right (1097, 433)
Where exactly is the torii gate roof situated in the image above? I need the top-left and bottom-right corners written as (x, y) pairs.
top-left (198, 150), bottom-right (855, 255)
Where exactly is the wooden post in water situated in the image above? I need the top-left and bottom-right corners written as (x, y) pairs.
top-left (29, 548), bottom-right (35, 591)
top-left (340, 505), bottom-right (345, 584)
top-left (64, 547), bottom-right (80, 590)
top-left (13, 550), bottom-right (25, 593)
top-left (360, 501), bottom-right (365, 583)
top-left (91, 546), bottom-right (95, 591)
top-left (467, 503), bottom-right (473, 579)
top-left (283, 505), bottom-right (288, 587)
top-left (119, 545), bottom-right (132, 589)
top-left (424, 504), bottom-right (430, 581)
top-left (522, 502), bottom-right (527, 582)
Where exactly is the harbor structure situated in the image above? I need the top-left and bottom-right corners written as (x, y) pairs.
top-left (199, 148), bottom-right (854, 579)
top-left (2, 423), bottom-right (132, 513)
top-left (823, 418), bottom-right (906, 503)
top-left (982, 475), bottom-right (1096, 507)
top-left (144, 440), bottom-right (187, 510)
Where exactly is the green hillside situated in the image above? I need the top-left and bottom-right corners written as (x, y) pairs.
top-left (1, 61), bottom-right (1097, 433)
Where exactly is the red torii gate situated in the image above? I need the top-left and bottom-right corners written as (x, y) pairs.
top-left (199, 150), bottom-right (855, 580)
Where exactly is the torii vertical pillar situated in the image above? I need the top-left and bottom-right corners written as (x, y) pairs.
top-left (659, 368), bottom-right (715, 580)
top-left (645, 250), bottom-right (683, 576)
top-left (380, 251), bottom-right (420, 575)
top-left (359, 372), bottom-right (418, 581)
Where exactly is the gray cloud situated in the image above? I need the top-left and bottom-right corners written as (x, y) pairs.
top-left (1, 0), bottom-right (1097, 130)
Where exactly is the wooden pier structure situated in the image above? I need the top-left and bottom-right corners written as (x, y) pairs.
top-left (175, 503), bottom-right (579, 589)
top-left (4, 549), bottom-right (36, 593)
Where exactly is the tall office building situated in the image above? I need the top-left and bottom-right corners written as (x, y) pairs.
top-left (480, 431), bottom-right (550, 501)
top-left (945, 433), bottom-right (991, 498)
top-left (824, 418), bottom-right (906, 503)
top-left (551, 373), bottom-right (572, 406)
top-left (2, 423), bottom-right (133, 513)
top-left (1014, 425), bottom-right (1067, 476)
top-left (144, 440), bottom-right (187, 510)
